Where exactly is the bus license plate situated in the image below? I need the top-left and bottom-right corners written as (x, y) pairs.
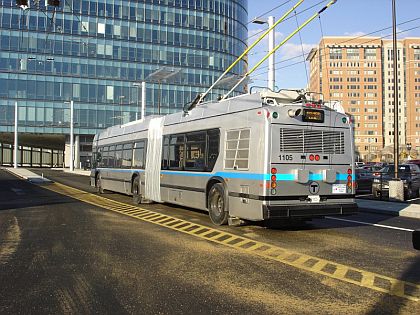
top-left (332, 184), bottom-right (346, 194)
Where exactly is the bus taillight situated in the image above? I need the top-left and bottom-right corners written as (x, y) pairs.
top-left (309, 154), bottom-right (315, 161)
top-left (347, 169), bottom-right (353, 192)
top-left (315, 155), bottom-right (320, 161)
top-left (270, 167), bottom-right (277, 194)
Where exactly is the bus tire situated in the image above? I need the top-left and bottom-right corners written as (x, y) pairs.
top-left (208, 183), bottom-right (229, 225)
top-left (96, 174), bottom-right (104, 194)
top-left (132, 176), bottom-right (141, 204)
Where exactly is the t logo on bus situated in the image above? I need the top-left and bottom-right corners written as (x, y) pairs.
top-left (309, 181), bottom-right (320, 195)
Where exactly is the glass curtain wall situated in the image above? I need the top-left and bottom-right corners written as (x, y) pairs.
top-left (0, 0), bottom-right (248, 136)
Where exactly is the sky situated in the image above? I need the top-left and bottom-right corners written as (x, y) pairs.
top-left (247, 0), bottom-right (420, 89)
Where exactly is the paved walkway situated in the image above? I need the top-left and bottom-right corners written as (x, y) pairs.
top-left (2, 167), bottom-right (420, 219)
top-left (1, 167), bottom-right (52, 184)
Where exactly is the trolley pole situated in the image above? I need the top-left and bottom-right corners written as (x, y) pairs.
top-left (14, 101), bottom-right (18, 169)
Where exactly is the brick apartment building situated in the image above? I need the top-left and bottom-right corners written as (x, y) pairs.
top-left (307, 36), bottom-right (420, 162)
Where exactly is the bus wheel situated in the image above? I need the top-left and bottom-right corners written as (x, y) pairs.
top-left (132, 176), bottom-right (141, 204)
top-left (208, 183), bottom-right (229, 225)
top-left (96, 174), bottom-right (104, 194)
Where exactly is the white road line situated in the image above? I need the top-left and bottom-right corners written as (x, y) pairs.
top-left (325, 216), bottom-right (414, 232)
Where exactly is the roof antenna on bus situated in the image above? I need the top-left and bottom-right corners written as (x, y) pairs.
top-left (183, 93), bottom-right (203, 114)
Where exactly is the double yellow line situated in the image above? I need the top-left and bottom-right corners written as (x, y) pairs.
top-left (43, 181), bottom-right (420, 302)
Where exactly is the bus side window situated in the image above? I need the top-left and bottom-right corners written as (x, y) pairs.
top-left (122, 143), bottom-right (133, 168)
top-left (133, 141), bottom-right (145, 169)
top-left (185, 132), bottom-right (206, 171)
top-left (161, 136), bottom-right (169, 169)
top-left (108, 145), bottom-right (116, 168)
top-left (169, 135), bottom-right (185, 170)
top-left (115, 144), bottom-right (123, 168)
top-left (101, 146), bottom-right (109, 167)
top-left (207, 129), bottom-right (220, 171)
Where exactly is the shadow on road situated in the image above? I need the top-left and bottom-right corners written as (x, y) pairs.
top-left (366, 254), bottom-right (420, 314)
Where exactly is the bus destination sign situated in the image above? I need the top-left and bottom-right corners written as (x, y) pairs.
top-left (302, 109), bottom-right (324, 123)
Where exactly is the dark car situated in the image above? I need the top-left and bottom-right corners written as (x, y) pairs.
top-left (372, 164), bottom-right (420, 200)
top-left (355, 168), bottom-right (373, 194)
top-left (407, 159), bottom-right (420, 166)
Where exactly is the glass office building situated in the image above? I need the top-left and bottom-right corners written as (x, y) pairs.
top-left (0, 0), bottom-right (248, 166)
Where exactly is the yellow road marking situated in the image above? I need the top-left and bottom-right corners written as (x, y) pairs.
top-left (43, 182), bottom-right (420, 302)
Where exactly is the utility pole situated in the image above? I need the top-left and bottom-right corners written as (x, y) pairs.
top-left (392, 0), bottom-right (399, 178)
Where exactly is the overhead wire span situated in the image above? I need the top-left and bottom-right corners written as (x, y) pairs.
top-left (246, 0), bottom-right (328, 41)
top-left (249, 16), bottom-right (420, 76)
top-left (223, 0), bottom-right (338, 100)
top-left (247, 0), bottom-right (293, 24)
top-left (194, 0), bottom-right (305, 107)
top-left (250, 23), bottom-right (420, 79)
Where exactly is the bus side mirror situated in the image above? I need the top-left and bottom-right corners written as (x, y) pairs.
top-left (413, 230), bottom-right (420, 250)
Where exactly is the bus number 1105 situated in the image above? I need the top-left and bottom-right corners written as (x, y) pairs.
top-left (279, 155), bottom-right (293, 161)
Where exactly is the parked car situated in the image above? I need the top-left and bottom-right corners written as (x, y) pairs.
top-left (372, 164), bottom-right (420, 200)
top-left (355, 168), bottom-right (373, 194)
top-left (361, 165), bottom-right (383, 172)
top-left (407, 159), bottom-right (420, 166)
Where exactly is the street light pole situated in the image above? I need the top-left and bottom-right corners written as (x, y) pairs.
top-left (133, 82), bottom-right (146, 121)
top-left (392, 0), bottom-right (399, 178)
top-left (119, 95), bottom-right (125, 124)
top-left (252, 16), bottom-right (276, 91)
top-left (14, 101), bottom-right (18, 169)
top-left (70, 100), bottom-right (74, 172)
top-left (141, 82), bottom-right (146, 121)
top-left (268, 16), bottom-right (275, 91)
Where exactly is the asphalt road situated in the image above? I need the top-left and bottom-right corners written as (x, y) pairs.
top-left (1, 169), bottom-right (419, 314)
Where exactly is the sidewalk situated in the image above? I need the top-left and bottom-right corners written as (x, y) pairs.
top-left (61, 168), bottom-right (91, 177)
top-left (1, 167), bottom-right (52, 184)
top-left (356, 198), bottom-right (420, 219)
top-left (2, 167), bottom-right (420, 219)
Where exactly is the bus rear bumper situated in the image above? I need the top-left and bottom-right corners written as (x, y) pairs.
top-left (263, 202), bottom-right (358, 219)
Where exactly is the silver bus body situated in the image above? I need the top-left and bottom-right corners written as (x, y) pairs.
top-left (90, 91), bottom-right (357, 223)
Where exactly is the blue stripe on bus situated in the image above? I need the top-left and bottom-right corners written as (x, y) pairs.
top-left (337, 173), bottom-right (355, 181)
top-left (98, 168), bottom-right (354, 181)
top-left (276, 174), bottom-right (295, 181)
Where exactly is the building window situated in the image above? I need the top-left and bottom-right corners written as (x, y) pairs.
top-left (365, 48), bottom-right (377, 60)
top-left (414, 48), bottom-right (420, 61)
top-left (329, 47), bottom-right (342, 60)
top-left (347, 48), bottom-right (359, 60)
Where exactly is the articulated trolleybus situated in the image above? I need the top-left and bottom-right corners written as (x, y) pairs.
top-left (91, 90), bottom-right (357, 225)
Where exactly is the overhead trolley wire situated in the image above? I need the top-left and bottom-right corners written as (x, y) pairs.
top-left (247, 0), bottom-right (329, 41)
top-left (247, 0), bottom-right (293, 24)
top-left (250, 17), bottom-right (420, 78)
